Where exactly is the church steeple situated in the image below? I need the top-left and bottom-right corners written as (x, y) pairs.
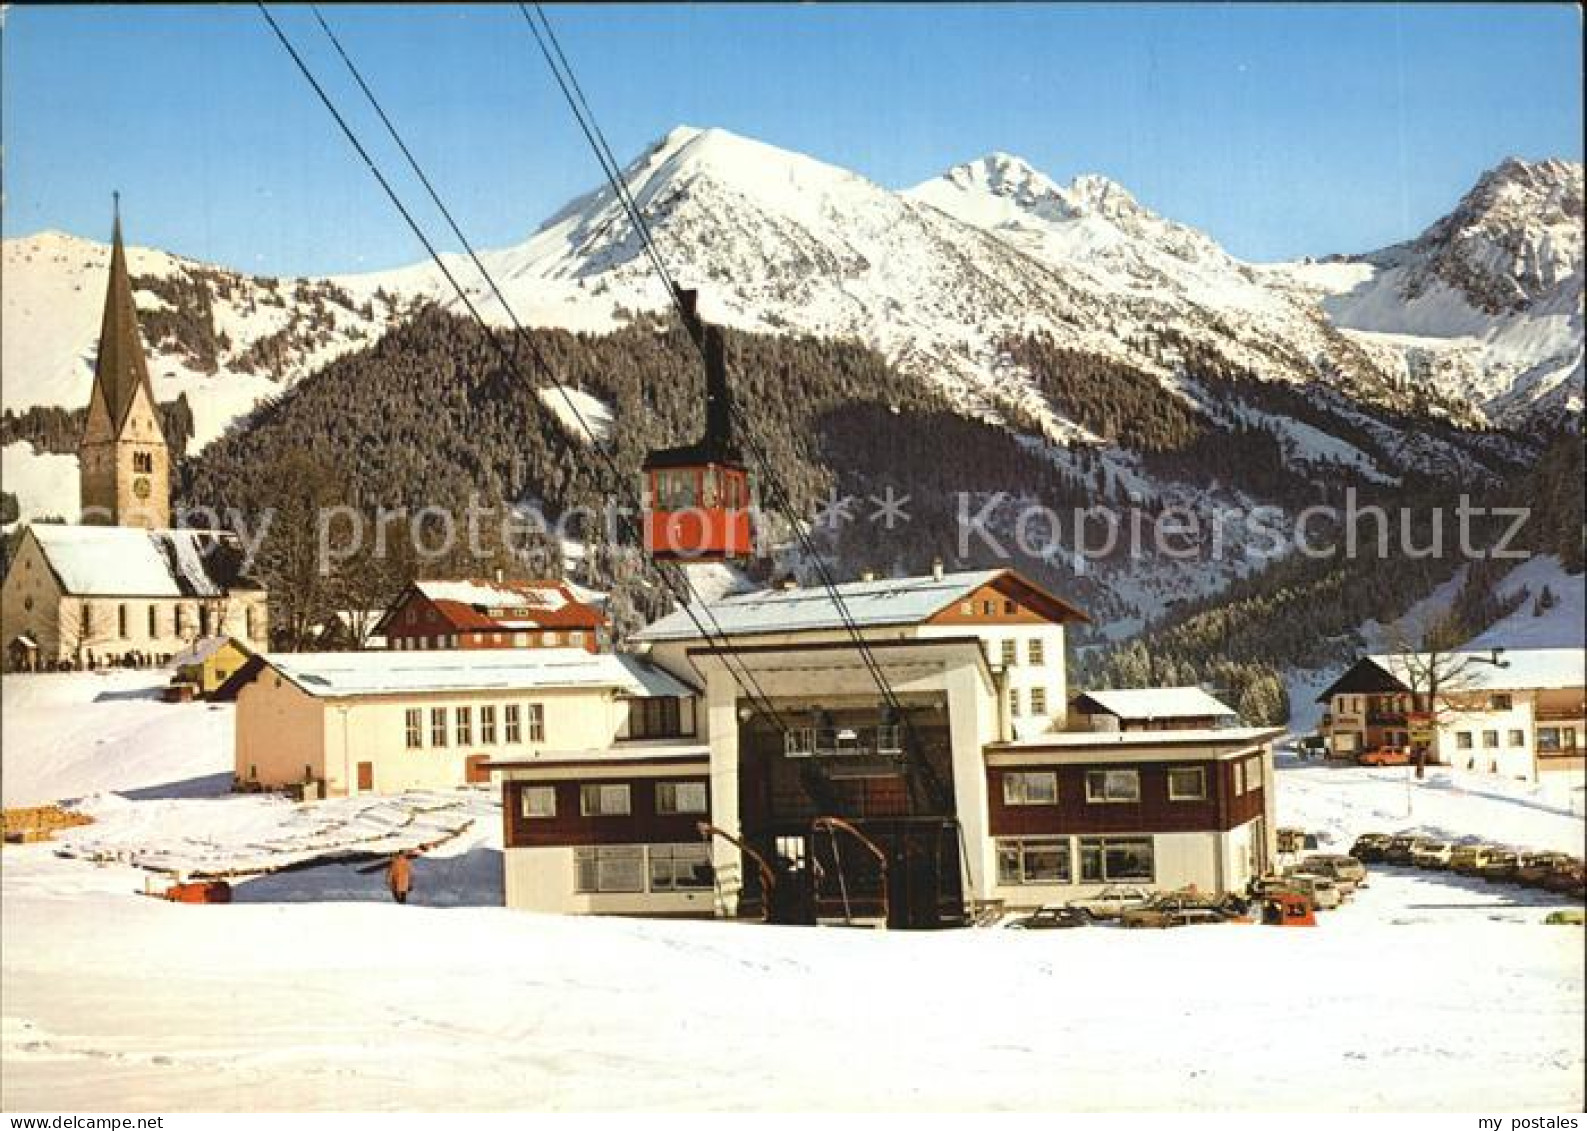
top-left (79, 199), bottom-right (170, 529)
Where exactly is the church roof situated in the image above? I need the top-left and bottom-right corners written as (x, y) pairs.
top-left (87, 205), bottom-right (160, 436)
top-left (24, 524), bottom-right (264, 598)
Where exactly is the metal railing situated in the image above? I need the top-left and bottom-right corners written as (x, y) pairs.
top-left (785, 724), bottom-right (904, 758)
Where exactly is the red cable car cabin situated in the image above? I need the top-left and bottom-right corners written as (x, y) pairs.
top-left (642, 289), bottom-right (755, 561)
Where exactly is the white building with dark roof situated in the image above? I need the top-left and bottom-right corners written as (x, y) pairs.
top-left (1317, 647), bottom-right (1586, 780)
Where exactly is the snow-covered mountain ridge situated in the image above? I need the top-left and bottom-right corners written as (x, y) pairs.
top-left (4, 127), bottom-right (1577, 473)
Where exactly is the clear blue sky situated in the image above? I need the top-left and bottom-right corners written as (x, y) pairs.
top-left (3, 3), bottom-right (1581, 276)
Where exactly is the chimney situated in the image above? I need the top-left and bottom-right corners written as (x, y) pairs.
top-left (930, 556), bottom-right (944, 581)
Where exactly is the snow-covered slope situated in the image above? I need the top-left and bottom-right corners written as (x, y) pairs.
top-left (1266, 159), bottom-right (1584, 424)
top-left (2, 230), bottom-right (415, 449)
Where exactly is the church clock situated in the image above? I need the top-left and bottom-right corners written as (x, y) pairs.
top-left (133, 477), bottom-right (151, 500)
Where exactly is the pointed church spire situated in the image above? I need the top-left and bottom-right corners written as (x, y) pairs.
top-left (89, 194), bottom-right (156, 433)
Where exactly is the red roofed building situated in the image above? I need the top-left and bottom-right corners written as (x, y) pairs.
top-left (376, 579), bottom-right (608, 654)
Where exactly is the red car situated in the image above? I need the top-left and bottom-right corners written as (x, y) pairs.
top-left (1358, 746), bottom-right (1413, 766)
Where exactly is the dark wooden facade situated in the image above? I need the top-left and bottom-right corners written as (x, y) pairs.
top-left (987, 757), bottom-right (1265, 837)
top-left (502, 773), bottom-right (711, 849)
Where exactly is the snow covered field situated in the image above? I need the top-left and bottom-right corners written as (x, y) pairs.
top-left (2, 672), bottom-right (1582, 1111)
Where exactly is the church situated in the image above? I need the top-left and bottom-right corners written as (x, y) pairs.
top-left (1, 206), bottom-right (269, 671)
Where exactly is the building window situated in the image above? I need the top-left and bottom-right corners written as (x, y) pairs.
top-left (405, 709), bottom-right (423, 749)
top-left (1167, 767), bottom-right (1206, 801)
top-left (1456, 731), bottom-right (1474, 750)
top-left (481, 705), bottom-right (497, 744)
top-left (628, 696), bottom-right (687, 739)
top-left (648, 843), bottom-right (713, 891)
top-left (1030, 687), bottom-right (1048, 716)
top-left (1508, 729), bottom-right (1525, 747)
top-left (1001, 640), bottom-right (1018, 668)
top-left (174, 605), bottom-right (186, 636)
top-left (655, 781), bottom-right (708, 815)
top-left (520, 785), bottom-right (556, 819)
top-left (1002, 771), bottom-right (1058, 806)
top-left (1079, 836), bottom-right (1155, 883)
top-left (1482, 730), bottom-right (1499, 749)
top-left (1009, 688), bottom-right (1022, 718)
top-left (431, 708), bottom-right (448, 747)
top-left (118, 604), bottom-right (129, 638)
top-left (580, 783), bottom-right (631, 816)
top-left (1085, 769), bottom-right (1141, 803)
top-left (574, 845), bottom-right (645, 893)
top-left (527, 703), bottom-right (545, 743)
top-left (148, 606), bottom-right (159, 636)
top-left (996, 838), bottom-right (1071, 885)
top-left (245, 605), bottom-right (256, 639)
top-left (456, 706), bottom-right (473, 746)
top-left (570, 631), bottom-right (585, 648)
top-left (1233, 760), bottom-right (1246, 795)
top-left (1538, 728), bottom-right (1577, 753)
top-left (1028, 638), bottom-right (1046, 666)
top-left (982, 600), bottom-right (994, 616)
top-left (960, 601), bottom-right (973, 616)
top-left (544, 631), bottom-right (560, 647)
top-left (1245, 757), bottom-right (1263, 791)
top-left (505, 704), bottom-right (522, 743)
top-left (1490, 694), bottom-right (1512, 710)
top-left (133, 451), bottom-right (153, 473)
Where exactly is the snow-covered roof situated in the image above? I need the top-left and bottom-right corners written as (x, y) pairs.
top-left (634, 568), bottom-right (1084, 642)
top-left (417, 579), bottom-right (570, 612)
top-left (1366, 648), bottom-right (1585, 693)
top-left (992, 726), bottom-right (1285, 758)
top-left (170, 635), bottom-right (248, 669)
top-left (25, 524), bottom-right (262, 598)
top-left (1073, 687), bottom-right (1237, 721)
top-left (254, 648), bottom-right (693, 700)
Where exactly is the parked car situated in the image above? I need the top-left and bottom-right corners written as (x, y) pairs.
top-left (1384, 835), bottom-right (1433, 865)
top-left (1279, 871), bottom-right (1344, 910)
top-left (1479, 850), bottom-right (1523, 883)
top-left (1008, 905), bottom-right (1090, 930)
top-left (1349, 833), bottom-right (1393, 863)
top-left (1121, 895), bottom-right (1233, 929)
top-left (1299, 853), bottom-right (1368, 890)
top-left (1409, 840), bottom-right (1456, 869)
top-left (1358, 746), bottom-right (1413, 766)
top-left (1449, 844), bottom-right (1505, 875)
top-left (1296, 735), bottom-right (1328, 759)
top-left (1516, 853), bottom-right (1578, 888)
top-left (1065, 885), bottom-right (1154, 920)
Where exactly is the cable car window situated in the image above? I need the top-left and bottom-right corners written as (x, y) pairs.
top-left (701, 467), bottom-right (721, 508)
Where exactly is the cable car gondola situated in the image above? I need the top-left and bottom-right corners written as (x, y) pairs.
top-left (642, 289), bottom-right (754, 561)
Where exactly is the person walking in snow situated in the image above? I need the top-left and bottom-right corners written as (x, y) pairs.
top-left (387, 851), bottom-right (414, 905)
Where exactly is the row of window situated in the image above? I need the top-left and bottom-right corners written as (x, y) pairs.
top-left (77, 602), bottom-right (258, 641)
top-left (519, 781), bottom-right (708, 819)
top-left (574, 843), bottom-right (713, 894)
top-left (1337, 692), bottom-right (1517, 715)
top-left (1002, 765), bottom-right (1217, 806)
top-left (997, 836), bottom-right (1155, 886)
top-left (404, 703), bottom-right (545, 749)
top-left (649, 468), bottom-right (750, 511)
top-left (1452, 727), bottom-right (1580, 752)
top-left (997, 638), bottom-right (1049, 667)
top-left (1008, 686), bottom-right (1051, 718)
top-left (392, 630), bottom-right (585, 651)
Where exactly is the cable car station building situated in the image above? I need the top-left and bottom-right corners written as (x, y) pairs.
top-left (492, 565), bottom-right (1281, 927)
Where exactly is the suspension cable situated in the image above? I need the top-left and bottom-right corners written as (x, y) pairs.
top-left (259, 3), bottom-right (790, 734)
top-left (522, 3), bottom-right (951, 809)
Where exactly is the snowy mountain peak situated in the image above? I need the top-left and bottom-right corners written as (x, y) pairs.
top-left (1388, 155), bottom-right (1584, 314)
